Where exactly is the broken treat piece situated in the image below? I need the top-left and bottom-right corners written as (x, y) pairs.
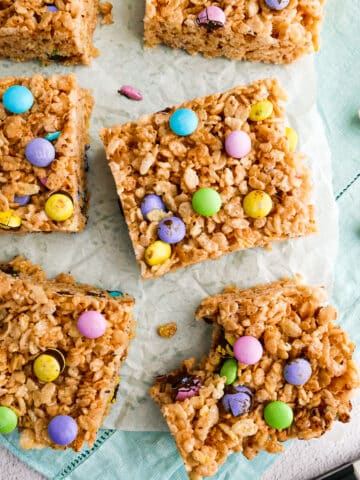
top-left (150, 277), bottom-right (360, 479)
top-left (144, 0), bottom-right (326, 64)
top-left (157, 322), bottom-right (178, 338)
top-left (0, 74), bottom-right (93, 233)
top-left (0, 0), bottom-right (100, 64)
top-left (0, 256), bottom-right (135, 451)
top-left (100, 79), bottom-right (316, 279)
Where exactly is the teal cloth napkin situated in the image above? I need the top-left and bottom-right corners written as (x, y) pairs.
top-left (1, 0), bottom-right (360, 478)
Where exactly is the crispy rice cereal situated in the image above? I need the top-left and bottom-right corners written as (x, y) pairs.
top-left (0, 74), bottom-right (93, 233)
top-left (0, 0), bottom-right (99, 65)
top-left (0, 256), bottom-right (135, 451)
top-left (150, 278), bottom-right (360, 479)
top-left (100, 79), bottom-right (316, 279)
top-left (144, 0), bottom-right (326, 64)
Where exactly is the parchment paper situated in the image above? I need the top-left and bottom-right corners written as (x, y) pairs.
top-left (0, 0), bottom-right (338, 431)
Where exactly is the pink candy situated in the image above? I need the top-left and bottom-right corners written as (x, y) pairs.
top-left (118, 85), bottom-right (143, 101)
top-left (77, 310), bottom-right (107, 339)
top-left (233, 336), bottom-right (263, 365)
top-left (225, 130), bottom-right (251, 158)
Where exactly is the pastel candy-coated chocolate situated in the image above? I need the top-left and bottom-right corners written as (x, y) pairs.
top-left (222, 386), bottom-right (253, 416)
top-left (144, 240), bottom-right (171, 266)
top-left (158, 216), bottom-right (186, 244)
top-left (192, 188), bottom-right (222, 216)
top-left (45, 193), bottom-right (74, 221)
top-left (225, 130), bottom-right (252, 158)
top-left (48, 415), bottom-right (78, 445)
top-left (77, 310), bottom-right (107, 339)
top-left (25, 138), bottom-right (55, 167)
top-left (264, 401), bottom-right (293, 429)
top-left (119, 85), bottom-right (143, 101)
top-left (286, 127), bottom-right (298, 152)
top-left (196, 6), bottom-right (226, 29)
top-left (0, 406), bottom-right (18, 434)
top-left (0, 210), bottom-right (22, 229)
top-left (243, 190), bottom-right (273, 219)
top-left (47, 5), bottom-right (59, 12)
top-left (141, 194), bottom-right (166, 219)
top-left (33, 354), bottom-right (60, 382)
top-left (108, 290), bottom-right (124, 298)
top-left (220, 358), bottom-right (238, 385)
top-left (233, 336), bottom-right (263, 365)
top-left (169, 108), bottom-right (198, 136)
top-left (283, 358), bottom-right (312, 386)
top-left (2, 85), bottom-right (34, 114)
top-left (175, 377), bottom-right (202, 401)
top-left (249, 100), bottom-right (274, 121)
top-left (265, 0), bottom-right (290, 10)
top-left (14, 195), bottom-right (31, 206)
top-left (44, 131), bottom-right (61, 141)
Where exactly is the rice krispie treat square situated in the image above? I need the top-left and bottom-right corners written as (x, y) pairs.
top-left (150, 278), bottom-right (360, 479)
top-left (0, 256), bottom-right (135, 451)
top-left (0, 74), bottom-right (94, 233)
top-left (100, 79), bottom-right (316, 279)
top-left (0, 0), bottom-right (99, 65)
top-left (144, 0), bottom-right (326, 64)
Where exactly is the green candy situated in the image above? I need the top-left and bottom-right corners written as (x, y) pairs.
top-left (263, 401), bottom-right (293, 430)
top-left (192, 188), bottom-right (222, 216)
top-left (0, 406), bottom-right (18, 434)
top-left (220, 358), bottom-right (238, 385)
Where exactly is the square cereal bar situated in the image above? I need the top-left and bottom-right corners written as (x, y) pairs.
top-left (100, 79), bottom-right (316, 279)
top-left (0, 0), bottom-right (99, 65)
top-left (150, 278), bottom-right (360, 479)
top-left (144, 0), bottom-right (326, 64)
top-left (0, 74), bottom-right (94, 233)
top-left (0, 256), bottom-right (135, 451)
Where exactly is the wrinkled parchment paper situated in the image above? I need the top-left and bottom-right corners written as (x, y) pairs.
top-left (0, 1), bottom-right (337, 431)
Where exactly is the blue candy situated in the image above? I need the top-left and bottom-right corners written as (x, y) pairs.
top-left (108, 291), bottom-right (124, 298)
top-left (44, 131), bottom-right (61, 141)
top-left (2, 85), bottom-right (34, 114)
top-left (169, 108), bottom-right (198, 136)
top-left (47, 5), bottom-right (58, 11)
top-left (14, 195), bottom-right (31, 206)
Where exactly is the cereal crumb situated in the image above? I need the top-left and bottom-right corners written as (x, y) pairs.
top-left (99, 2), bottom-right (114, 25)
top-left (157, 322), bottom-right (177, 338)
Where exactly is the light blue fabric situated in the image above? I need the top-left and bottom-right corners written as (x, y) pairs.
top-left (1, 1), bottom-right (359, 479)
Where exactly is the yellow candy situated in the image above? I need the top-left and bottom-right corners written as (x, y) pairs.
top-left (0, 210), bottom-right (22, 230)
top-left (144, 241), bottom-right (171, 266)
top-left (33, 354), bottom-right (61, 382)
top-left (249, 100), bottom-right (274, 121)
top-left (286, 127), bottom-right (298, 152)
top-left (45, 193), bottom-right (74, 221)
top-left (243, 190), bottom-right (273, 219)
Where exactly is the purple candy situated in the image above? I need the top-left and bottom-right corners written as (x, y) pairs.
top-left (47, 5), bottom-right (58, 12)
top-left (48, 415), bottom-right (78, 445)
top-left (175, 376), bottom-right (202, 401)
top-left (25, 138), bottom-right (55, 167)
top-left (77, 310), bottom-right (107, 339)
top-left (158, 216), bottom-right (186, 244)
top-left (40, 177), bottom-right (48, 186)
top-left (225, 130), bottom-right (251, 159)
top-left (196, 6), bottom-right (226, 29)
top-left (233, 336), bottom-right (263, 365)
top-left (141, 194), bottom-right (166, 219)
top-left (283, 358), bottom-right (312, 386)
top-left (14, 195), bottom-right (31, 206)
top-left (264, 0), bottom-right (290, 10)
top-left (222, 386), bottom-right (253, 416)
